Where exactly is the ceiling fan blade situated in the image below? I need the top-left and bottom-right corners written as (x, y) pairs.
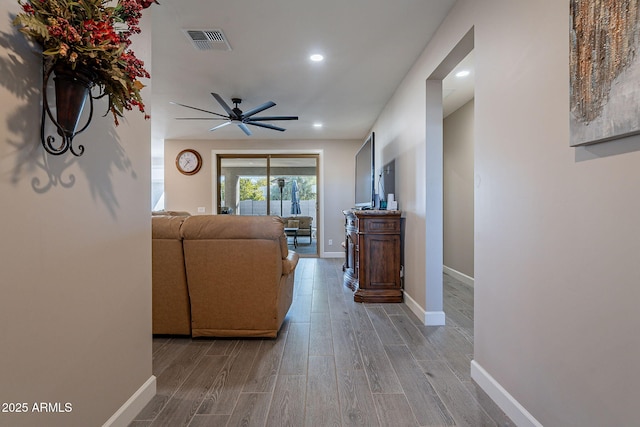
top-left (248, 116), bottom-right (299, 121)
top-left (176, 117), bottom-right (228, 120)
top-left (211, 93), bottom-right (236, 118)
top-left (209, 121), bottom-right (232, 131)
top-left (247, 121), bottom-right (286, 132)
top-left (237, 123), bottom-right (252, 135)
top-left (170, 101), bottom-right (227, 118)
top-left (241, 101), bottom-right (276, 119)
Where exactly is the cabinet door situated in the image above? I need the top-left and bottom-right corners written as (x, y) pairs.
top-left (361, 234), bottom-right (401, 288)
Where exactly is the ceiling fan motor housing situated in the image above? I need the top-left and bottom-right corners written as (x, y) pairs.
top-left (231, 98), bottom-right (243, 118)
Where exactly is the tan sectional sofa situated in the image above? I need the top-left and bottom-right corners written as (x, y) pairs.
top-left (152, 210), bottom-right (191, 217)
top-left (152, 215), bottom-right (191, 335)
top-left (151, 214), bottom-right (299, 338)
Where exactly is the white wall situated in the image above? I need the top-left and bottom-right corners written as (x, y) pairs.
top-left (163, 138), bottom-right (361, 257)
top-left (373, 0), bottom-right (640, 425)
top-left (0, 2), bottom-right (154, 425)
top-left (443, 99), bottom-right (474, 279)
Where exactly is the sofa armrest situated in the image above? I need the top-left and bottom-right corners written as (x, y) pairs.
top-left (282, 250), bottom-right (299, 275)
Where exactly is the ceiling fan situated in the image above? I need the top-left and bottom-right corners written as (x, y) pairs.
top-left (171, 93), bottom-right (298, 136)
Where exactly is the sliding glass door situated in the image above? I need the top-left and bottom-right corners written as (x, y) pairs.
top-left (218, 156), bottom-right (268, 215)
top-left (217, 154), bottom-right (318, 255)
top-left (268, 157), bottom-right (317, 218)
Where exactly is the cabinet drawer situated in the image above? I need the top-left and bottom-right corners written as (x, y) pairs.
top-left (363, 218), bottom-right (400, 233)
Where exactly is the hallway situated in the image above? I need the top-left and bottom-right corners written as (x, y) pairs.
top-left (131, 258), bottom-right (512, 426)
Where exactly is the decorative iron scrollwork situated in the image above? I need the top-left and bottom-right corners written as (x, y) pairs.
top-left (40, 61), bottom-right (95, 156)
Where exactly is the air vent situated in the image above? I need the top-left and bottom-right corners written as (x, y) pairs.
top-left (182, 29), bottom-right (232, 51)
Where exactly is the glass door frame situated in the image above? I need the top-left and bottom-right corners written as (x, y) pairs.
top-left (217, 154), bottom-right (272, 215)
top-left (216, 153), bottom-right (319, 215)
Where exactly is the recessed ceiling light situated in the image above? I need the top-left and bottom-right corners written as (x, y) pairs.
top-left (455, 70), bottom-right (470, 78)
top-left (313, 123), bottom-right (323, 128)
top-left (310, 54), bottom-right (324, 62)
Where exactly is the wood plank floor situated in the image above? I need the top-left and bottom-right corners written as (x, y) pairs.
top-left (130, 258), bottom-right (513, 427)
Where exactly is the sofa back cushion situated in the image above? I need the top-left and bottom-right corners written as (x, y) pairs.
top-left (181, 215), bottom-right (288, 258)
top-left (152, 210), bottom-right (191, 217)
top-left (151, 215), bottom-right (191, 335)
top-left (152, 215), bottom-right (185, 239)
top-left (180, 215), bottom-right (290, 336)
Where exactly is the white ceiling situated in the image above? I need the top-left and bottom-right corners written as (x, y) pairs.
top-left (150, 0), bottom-right (469, 156)
top-left (443, 50), bottom-right (475, 117)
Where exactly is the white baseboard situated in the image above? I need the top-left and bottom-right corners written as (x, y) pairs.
top-left (103, 375), bottom-right (156, 427)
top-left (470, 361), bottom-right (542, 427)
top-left (403, 292), bottom-right (446, 326)
top-left (403, 291), bottom-right (425, 320)
top-left (443, 265), bottom-right (474, 287)
top-left (322, 251), bottom-right (344, 258)
top-left (424, 310), bottom-right (446, 326)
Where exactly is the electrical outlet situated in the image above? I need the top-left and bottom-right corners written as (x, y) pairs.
top-left (328, 239), bottom-right (333, 246)
top-left (197, 207), bottom-right (205, 213)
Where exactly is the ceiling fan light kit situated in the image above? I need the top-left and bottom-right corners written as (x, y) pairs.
top-left (172, 93), bottom-right (298, 136)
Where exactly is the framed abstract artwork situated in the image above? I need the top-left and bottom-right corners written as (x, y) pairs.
top-left (570, 0), bottom-right (640, 146)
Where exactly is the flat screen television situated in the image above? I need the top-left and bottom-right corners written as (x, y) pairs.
top-left (354, 132), bottom-right (375, 208)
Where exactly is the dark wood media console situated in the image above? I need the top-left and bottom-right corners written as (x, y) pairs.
top-left (342, 209), bottom-right (403, 303)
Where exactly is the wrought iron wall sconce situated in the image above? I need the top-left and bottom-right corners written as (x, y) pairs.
top-left (41, 62), bottom-right (95, 156)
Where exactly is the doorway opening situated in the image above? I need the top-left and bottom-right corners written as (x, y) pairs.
top-left (443, 50), bottom-right (475, 289)
top-left (424, 28), bottom-right (474, 325)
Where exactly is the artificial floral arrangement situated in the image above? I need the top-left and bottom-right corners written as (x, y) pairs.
top-left (12, 0), bottom-right (158, 125)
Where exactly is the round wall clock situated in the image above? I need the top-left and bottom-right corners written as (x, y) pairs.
top-left (176, 149), bottom-right (202, 175)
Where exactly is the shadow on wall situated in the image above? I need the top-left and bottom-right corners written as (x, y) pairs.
top-left (0, 27), bottom-right (137, 219)
top-left (575, 133), bottom-right (640, 162)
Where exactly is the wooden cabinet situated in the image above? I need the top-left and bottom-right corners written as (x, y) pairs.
top-left (343, 210), bottom-right (402, 303)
